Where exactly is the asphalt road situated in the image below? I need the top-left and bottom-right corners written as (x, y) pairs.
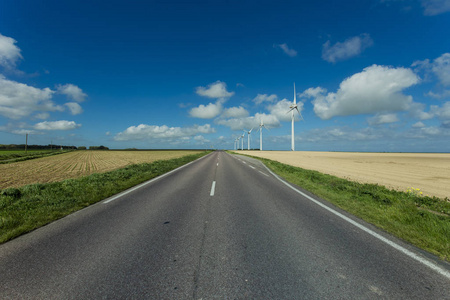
top-left (1, 151), bottom-right (449, 299)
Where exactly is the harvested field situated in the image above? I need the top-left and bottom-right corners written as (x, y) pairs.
top-left (0, 150), bottom-right (203, 189)
top-left (239, 151), bottom-right (450, 200)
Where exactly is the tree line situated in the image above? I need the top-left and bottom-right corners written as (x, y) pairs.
top-left (0, 144), bottom-right (109, 150)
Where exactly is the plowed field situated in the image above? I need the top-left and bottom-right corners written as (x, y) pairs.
top-left (239, 151), bottom-right (450, 200)
top-left (0, 150), bottom-right (203, 189)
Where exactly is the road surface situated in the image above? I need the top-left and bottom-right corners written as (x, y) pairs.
top-left (1, 151), bottom-right (449, 299)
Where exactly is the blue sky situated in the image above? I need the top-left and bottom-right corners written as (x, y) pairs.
top-left (1, 0), bottom-right (450, 151)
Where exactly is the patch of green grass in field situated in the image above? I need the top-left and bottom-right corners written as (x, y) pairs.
top-left (0, 150), bottom-right (71, 164)
top-left (0, 151), bottom-right (210, 243)
top-left (242, 154), bottom-right (450, 261)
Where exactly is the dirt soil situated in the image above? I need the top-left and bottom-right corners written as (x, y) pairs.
top-left (239, 151), bottom-right (450, 200)
top-left (0, 150), bottom-right (202, 189)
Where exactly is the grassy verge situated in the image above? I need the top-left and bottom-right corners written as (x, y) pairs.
top-left (0, 151), bottom-right (210, 243)
top-left (241, 154), bottom-right (450, 261)
top-left (0, 150), bottom-right (73, 164)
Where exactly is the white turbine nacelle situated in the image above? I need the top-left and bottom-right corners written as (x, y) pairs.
top-left (286, 83), bottom-right (304, 151)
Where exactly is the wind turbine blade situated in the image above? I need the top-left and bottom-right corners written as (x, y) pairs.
top-left (294, 82), bottom-right (296, 105)
top-left (295, 108), bottom-right (304, 121)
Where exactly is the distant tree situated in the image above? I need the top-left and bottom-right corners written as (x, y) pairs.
top-left (78, 146), bottom-right (87, 150)
top-left (0, 144), bottom-right (76, 150)
top-left (89, 145), bottom-right (109, 150)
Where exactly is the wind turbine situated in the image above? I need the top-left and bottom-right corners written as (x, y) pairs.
top-left (257, 119), bottom-right (269, 151)
top-left (244, 128), bottom-right (253, 150)
top-left (241, 132), bottom-right (245, 150)
top-left (287, 83), bottom-right (303, 151)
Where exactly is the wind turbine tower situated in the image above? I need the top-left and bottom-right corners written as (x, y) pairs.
top-left (245, 128), bottom-right (253, 150)
top-left (258, 119), bottom-right (268, 151)
top-left (287, 83), bottom-right (303, 151)
top-left (241, 132), bottom-right (245, 150)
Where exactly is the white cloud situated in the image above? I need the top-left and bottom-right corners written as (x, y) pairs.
top-left (34, 120), bottom-right (81, 131)
top-left (11, 129), bottom-right (41, 135)
top-left (421, 0), bottom-right (450, 15)
top-left (426, 90), bottom-right (450, 99)
top-left (178, 102), bottom-right (192, 108)
top-left (65, 102), bottom-right (83, 115)
top-left (409, 102), bottom-right (435, 120)
top-left (412, 121), bottom-right (426, 128)
top-left (189, 102), bottom-right (223, 119)
top-left (322, 34), bottom-right (373, 63)
top-left (275, 43), bottom-right (297, 57)
top-left (302, 126), bottom-right (382, 143)
top-left (413, 53), bottom-right (450, 99)
top-left (114, 124), bottom-right (216, 141)
top-left (300, 87), bottom-right (327, 99)
top-left (0, 121), bottom-right (43, 135)
top-left (421, 126), bottom-right (441, 135)
top-left (195, 81), bottom-right (234, 99)
top-left (268, 98), bottom-right (304, 122)
top-left (367, 113), bottom-right (399, 125)
top-left (216, 113), bottom-right (280, 131)
top-left (0, 33), bottom-right (23, 69)
top-left (0, 34), bottom-right (86, 121)
top-left (413, 53), bottom-right (450, 86)
top-left (222, 106), bottom-right (249, 118)
top-left (431, 53), bottom-right (450, 86)
top-left (253, 93), bottom-right (278, 105)
top-left (0, 75), bottom-right (63, 119)
top-left (193, 135), bottom-right (210, 144)
top-left (306, 65), bottom-right (419, 120)
top-left (57, 84), bottom-right (87, 102)
top-left (190, 81), bottom-right (234, 119)
top-left (35, 112), bottom-right (50, 120)
top-left (431, 101), bottom-right (450, 119)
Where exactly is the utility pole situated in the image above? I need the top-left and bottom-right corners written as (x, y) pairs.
top-left (25, 133), bottom-right (28, 153)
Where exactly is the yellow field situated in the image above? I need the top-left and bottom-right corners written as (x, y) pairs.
top-left (0, 150), bottom-right (203, 189)
top-left (239, 151), bottom-right (450, 200)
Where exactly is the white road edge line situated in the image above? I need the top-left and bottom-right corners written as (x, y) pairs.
top-left (103, 154), bottom-right (210, 204)
top-left (210, 181), bottom-right (216, 196)
top-left (262, 163), bottom-right (450, 280)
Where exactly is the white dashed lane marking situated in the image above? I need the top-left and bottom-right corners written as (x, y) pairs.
top-left (210, 181), bottom-right (216, 196)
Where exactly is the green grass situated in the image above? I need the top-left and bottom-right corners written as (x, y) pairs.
top-left (0, 151), bottom-right (210, 243)
top-left (0, 150), bottom-right (71, 164)
top-left (241, 154), bottom-right (450, 261)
